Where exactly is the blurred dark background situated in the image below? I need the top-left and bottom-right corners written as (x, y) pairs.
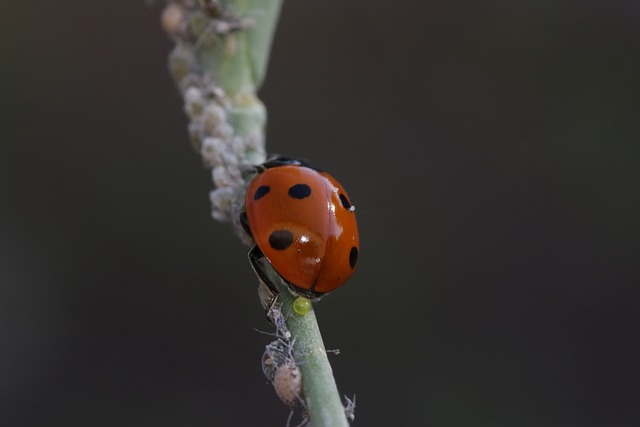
top-left (2, 1), bottom-right (639, 426)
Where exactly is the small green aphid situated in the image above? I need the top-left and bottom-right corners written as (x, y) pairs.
top-left (293, 297), bottom-right (311, 316)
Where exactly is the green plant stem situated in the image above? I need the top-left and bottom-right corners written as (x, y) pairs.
top-left (215, 3), bottom-right (349, 418)
top-left (162, 1), bottom-right (350, 424)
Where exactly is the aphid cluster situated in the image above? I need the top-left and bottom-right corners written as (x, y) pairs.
top-left (161, 0), bottom-right (266, 223)
top-left (260, 298), bottom-right (356, 424)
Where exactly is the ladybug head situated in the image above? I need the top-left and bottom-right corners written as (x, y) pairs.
top-left (260, 155), bottom-right (317, 171)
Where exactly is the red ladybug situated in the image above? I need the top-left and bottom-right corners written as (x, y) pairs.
top-left (241, 157), bottom-right (359, 300)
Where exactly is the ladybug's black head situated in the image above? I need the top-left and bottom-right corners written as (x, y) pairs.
top-left (261, 155), bottom-right (321, 172)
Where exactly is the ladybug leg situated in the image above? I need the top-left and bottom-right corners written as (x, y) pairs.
top-left (239, 211), bottom-right (252, 238)
top-left (248, 245), bottom-right (279, 312)
top-left (242, 213), bottom-right (281, 316)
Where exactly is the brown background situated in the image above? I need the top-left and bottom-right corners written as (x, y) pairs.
top-left (2, 1), bottom-right (639, 426)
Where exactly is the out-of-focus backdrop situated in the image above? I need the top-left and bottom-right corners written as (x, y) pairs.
top-left (2, 1), bottom-right (639, 426)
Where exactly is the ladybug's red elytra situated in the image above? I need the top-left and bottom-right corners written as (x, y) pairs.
top-left (241, 157), bottom-right (359, 301)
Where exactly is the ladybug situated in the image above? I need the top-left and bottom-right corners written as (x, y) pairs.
top-left (240, 157), bottom-right (359, 301)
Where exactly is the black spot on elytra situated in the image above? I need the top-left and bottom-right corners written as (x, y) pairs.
top-left (253, 185), bottom-right (270, 200)
top-left (288, 183), bottom-right (312, 199)
top-left (349, 247), bottom-right (358, 269)
top-left (339, 193), bottom-right (353, 210)
top-left (269, 229), bottom-right (294, 250)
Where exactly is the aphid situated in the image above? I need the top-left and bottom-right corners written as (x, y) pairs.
top-left (262, 339), bottom-right (303, 407)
